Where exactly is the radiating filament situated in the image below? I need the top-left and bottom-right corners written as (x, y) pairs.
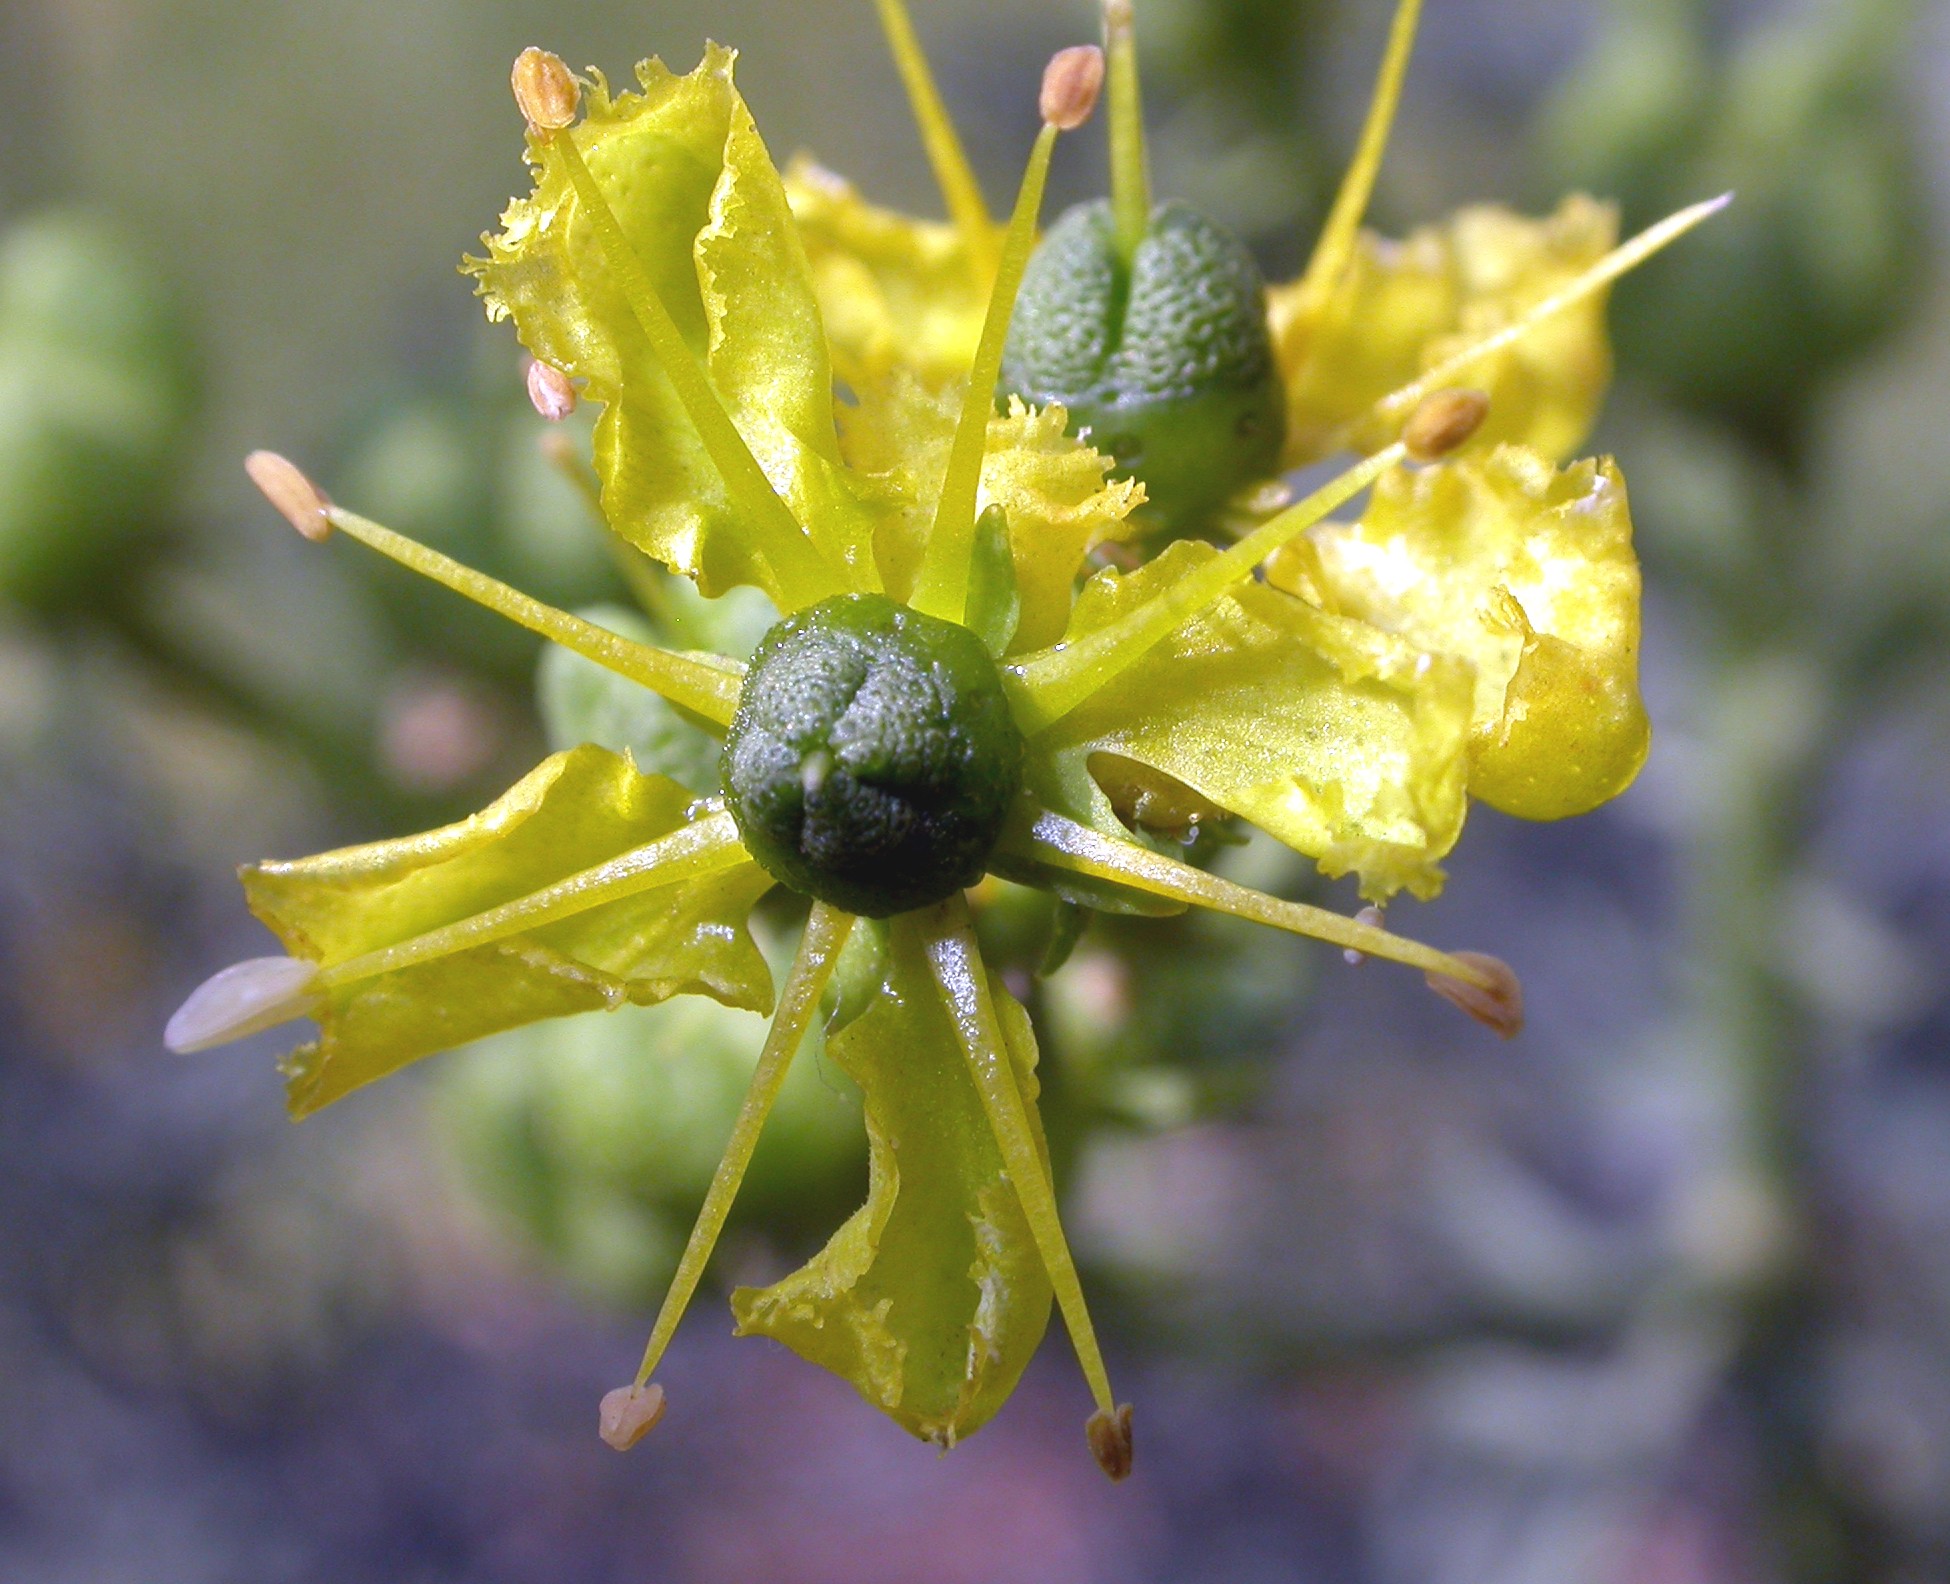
top-left (324, 506), bottom-right (745, 724)
top-left (873, 0), bottom-right (997, 271)
top-left (631, 903), bottom-right (856, 1388)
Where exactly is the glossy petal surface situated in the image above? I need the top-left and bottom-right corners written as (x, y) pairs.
top-left (1035, 542), bottom-right (1476, 901)
top-left (1271, 194), bottom-right (1618, 465)
top-left (1275, 446), bottom-right (1649, 820)
top-left (467, 49), bottom-right (872, 605)
top-left (732, 916), bottom-right (1052, 1445)
top-left (245, 746), bottom-right (774, 1117)
top-left (784, 157), bottom-right (1001, 392)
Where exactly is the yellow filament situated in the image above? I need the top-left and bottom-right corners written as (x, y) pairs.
top-left (1009, 803), bottom-right (1497, 987)
top-left (1105, 0), bottom-right (1151, 264)
top-left (316, 812), bottom-right (749, 989)
top-left (325, 506), bottom-right (744, 724)
top-left (910, 120), bottom-right (1061, 624)
top-left (1007, 441), bottom-right (1407, 733)
top-left (548, 132), bottom-right (850, 610)
top-left (920, 895), bottom-right (1117, 1415)
top-left (1360, 193), bottom-right (1734, 436)
top-left (1289, 0), bottom-right (1424, 321)
top-left (873, 0), bottom-right (998, 272)
top-left (634, 903), bottom-right (856, 1384)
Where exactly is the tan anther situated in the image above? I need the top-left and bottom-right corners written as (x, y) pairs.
top-left (598, 1382), bottom-right (666, 1451)
top-left (1041, 46), bottom-right (1105, 130)
top-left (1403, 388), bottom-right (1491, 464)
top-left (526, 359), bottom-right (577, 422)
top-left (1086, 1403), bottom-right (1135, 1481)
top-left (1425, 951), bottom-right (1524, 1039)
top-left (1344, 904), bottom-right (1384, 966)
top-left (512, 47), bottom-right (580, 134)
top-left (244, 450), bottom-right (332, 543)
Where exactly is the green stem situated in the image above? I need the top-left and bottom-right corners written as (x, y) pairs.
top-left (873, 0), bottom-right (997, 271)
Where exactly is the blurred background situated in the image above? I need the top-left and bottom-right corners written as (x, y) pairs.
top-left (2, 0), bottom-right (1948, 1577)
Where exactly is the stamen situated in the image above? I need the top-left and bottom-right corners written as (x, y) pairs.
top-left (598, 1382), bottom-right (666, 1450)
top-left (1087, 1403), bottom-right (1135, 1482)
top-left (1103, 0), bottom-right (1151, 264)
top-left (1426, 950), bottom-right (1523, 1039)
top-left (613, 903), bottom-right (856, 1434)
top-left (244, 450), bottom-right (330, 542)
top-left (872, 0), bottom-right (998, 271)
top-left (920, 895), bottom-right (1128, 1469)
top-left (315, 810), bottom-right (748, 990)
top-left (910, 47), bottom-right (1100, 626)
top-left (532, 79), bottom-right (851, 610)
top-left (1402, 387), bottom-right (1489, 463)
top-left (1007, 441), bottom-right (1407, 733)
top-left (245, 466), bottom-right (744, 724)
top-left (1361, 194), bottom-right (1734, 437)
top-left (1008, 803), bottom-right (1520, 1026)
top-left (511, 47), bottom-right (580, 134)
top-left (1288, 0), bottom-right (1424, 321)
top-left (165, 956), bottom-right (321, 1053)
top-left (526, 358), bottom-right (577, 421)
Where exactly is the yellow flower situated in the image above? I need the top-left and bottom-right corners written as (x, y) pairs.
top-left (164, 16), bottom-right (1715, 1478)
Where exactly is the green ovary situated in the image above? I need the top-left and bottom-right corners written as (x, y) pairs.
top-left (1000, 199), bottom-right (1285, 535)
top-left (721, 595), bottom-right (1025, 918)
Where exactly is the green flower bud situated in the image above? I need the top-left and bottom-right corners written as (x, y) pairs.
top-left (1000, 199), bottom-right (1284, 536)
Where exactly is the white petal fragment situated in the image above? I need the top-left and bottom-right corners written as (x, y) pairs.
top-left (164, 956), bottom-right (320, 1053)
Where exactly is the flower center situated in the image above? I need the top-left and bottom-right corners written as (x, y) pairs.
top-left (721, 594), bottom-right (1025, 918)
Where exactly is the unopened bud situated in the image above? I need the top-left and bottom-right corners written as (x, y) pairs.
top-left (244, 451), bottom-right (332, 543)
top-left (1403, 388), bottom-right (1490, 463)
top-left (512, 47), bottom-right (580, 133)
top-left (165, 956), bottom-right (320, 1054)
top-left (1041, 46), bottom-right (1105, 131)
top-left (598, 1382), bottom-right (666, 1450)
top-left (1086, 1403), bottom-right (1134, 1481)
top-left (1425, 951), bottom-right (1523, 1039)
top-left (1343, 904), bottom-right (1384, 966)
top-left (526, 358), bottom-right (577, 421)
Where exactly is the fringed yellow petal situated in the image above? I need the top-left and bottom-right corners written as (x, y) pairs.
top-left (246, 746), bottom-right (775, 1116)
top-left (1032, 540), bottom-right (1475, 902)
top-left (731, 914), bottom-right (1053, 1447)
top-left (785, 158), bottom-right (1000, 391)
top-left (838, 378), bottom-right (1143, 650)
top-left (1273, 445), bottom-right (1648, 820)
top-left (466, 49), bottom-right (874, 607)
top-left (1270, 194), bottom-right (1619, 466)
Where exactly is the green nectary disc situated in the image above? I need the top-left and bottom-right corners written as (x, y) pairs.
top-left (721, 594), bottom-right (1025, 918)
top-left (1000, 199), bottom-right (1285, 535)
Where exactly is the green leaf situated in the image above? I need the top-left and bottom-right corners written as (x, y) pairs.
top-left (245, 745), bottom-right (774, 1117)
top-left (731, 914), bottom-right (1052, 1446)
top-left (1036, 540), bottom-right (1477, 902)
top-left (466, 48), bottom-right (874, 605)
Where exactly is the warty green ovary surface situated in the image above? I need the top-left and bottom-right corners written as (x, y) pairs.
top-left (1000, 199), bottom-right (1285, 534)
top-left (721, 595), bottom-right (1025, 918)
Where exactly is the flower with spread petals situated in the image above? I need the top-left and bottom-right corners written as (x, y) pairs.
top-left (168, 13), bottom-right (1712, 1479)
